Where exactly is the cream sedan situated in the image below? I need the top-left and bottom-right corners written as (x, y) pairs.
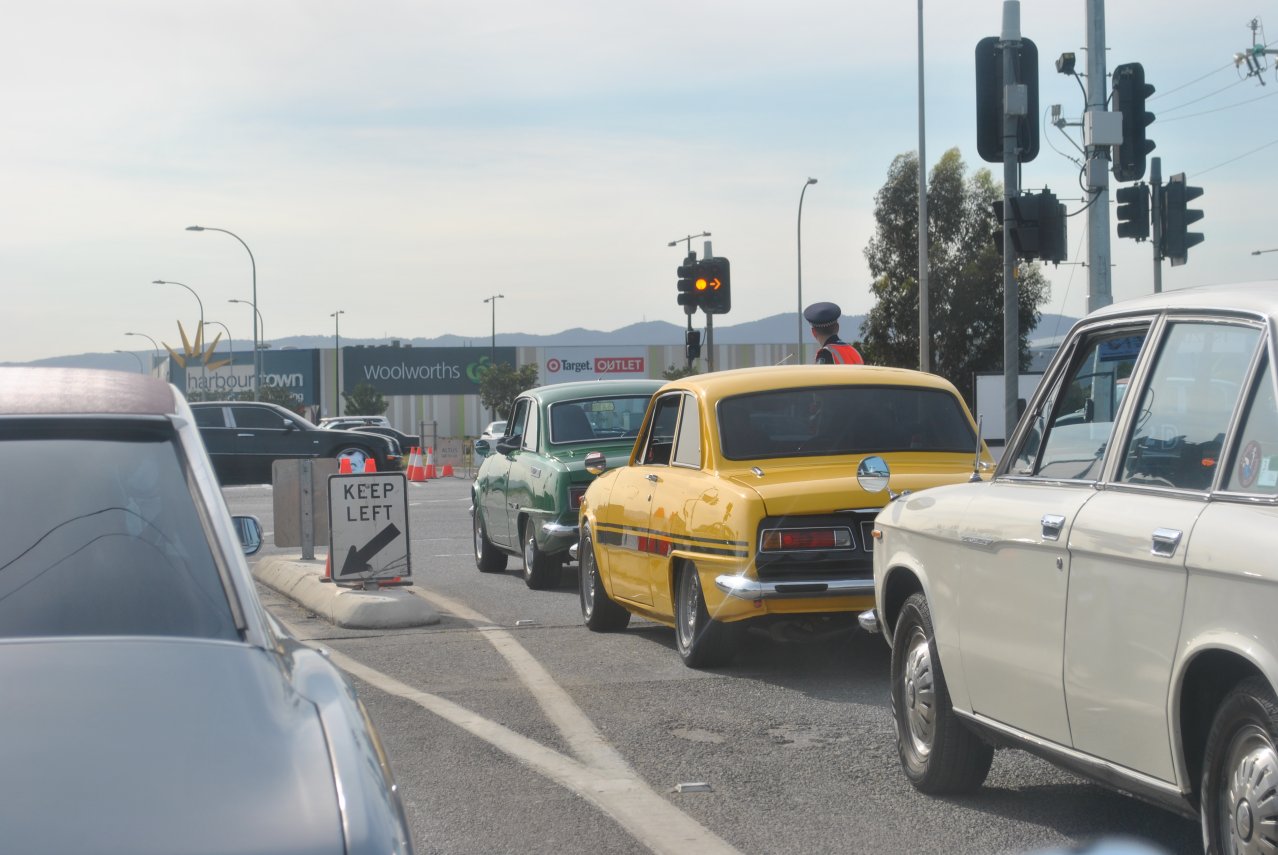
top-left (865, 282), bottom-right (1278, 854)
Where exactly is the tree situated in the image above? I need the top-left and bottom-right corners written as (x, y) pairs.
top-left (860, 148), bottom-right (1049, 404)
top-left (256, 383), bottom-right (306, 414)
top-left (343, 382), bottom-right (388, 416)
top-left (661, 364), bottom-right (700, 380)
top-left (479, 362), bottom-right (539, 419)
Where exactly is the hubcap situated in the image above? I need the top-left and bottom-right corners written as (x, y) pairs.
top-left (524, 534), bottom-right (535, 568)
top-left (1220, 725), bottom-right (1278, 855)
top-left (473, 515), bottom-right (483, 559)
top-left (677, 571), bottom-right (698, 649)
top-left (901, 626), bottom-right (937, 760)
top-left (339, 449), bottom-right (368, 467)
top-left (582, 543), bottom-right (596, 613)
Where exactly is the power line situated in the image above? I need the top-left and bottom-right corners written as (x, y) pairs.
top-left (1158, 76), bottom-right (1249, 114)
top-left (1150, 60), bottom-right (1238, 101)
top-left (1192, 135), bottom-right (1278, 178)
top-left (1159, 86), bottom-right (1278, 122)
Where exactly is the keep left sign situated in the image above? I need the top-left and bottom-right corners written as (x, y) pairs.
top-left (328, 472), bottom-right (411, 581)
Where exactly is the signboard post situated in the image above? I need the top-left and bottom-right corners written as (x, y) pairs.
top-left (327, 471), bottom-right (411, 587)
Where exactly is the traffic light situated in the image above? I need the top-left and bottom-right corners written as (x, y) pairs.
top-left (997, 190), bottom-right (1066, 263)
top-left (1037, 191), bottom-right (1067, 265)
top-left (1115, 184), bottom-right (1150, 241)
top-left (684, 328), bottom-right (702, 361)
top-left (676, 254), bottom-right (702, 313)
top-left (975, 36), bottom-right (1040, 164)
top-left (1162, 173), bottom-right (1204, 267)
top-left (1112, 63), bottom-right (1156, 182)
top-left (698, 256), bottom-right (731, 315)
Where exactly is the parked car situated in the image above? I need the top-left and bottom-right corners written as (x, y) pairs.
top-left (191, 400), bottom-right (402, 485)
top-left (0, 367), bottom-right (413, 854)
top-left (481, 420), bottom-right (507, 439)
top-left (355, 425), bottom-right (421, 453)
top-left (577, 365), bottom-right (993, 668)
top-left (865, 281), bottom-right (1278, 853)
top-left (319, 415), bottom-right (392, 429)
top-left (471, 379), bottom-right (663, 588)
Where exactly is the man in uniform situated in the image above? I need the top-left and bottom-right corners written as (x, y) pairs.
top-left (803, 302), bottom-right (864, 365)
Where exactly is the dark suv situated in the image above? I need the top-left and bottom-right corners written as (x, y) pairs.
top-left (191, 401), bottom-right (401, 485)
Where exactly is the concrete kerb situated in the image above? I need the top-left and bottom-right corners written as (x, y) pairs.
top-left (254, 554), bottom-right (440, 629)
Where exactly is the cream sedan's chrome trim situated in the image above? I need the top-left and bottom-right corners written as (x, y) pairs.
top-left (715, 575), bottom-right (874, 599)
top-left (858, 609), bottom-right (880, 634)
top-left (957, 709), bottom-right (1186, 801)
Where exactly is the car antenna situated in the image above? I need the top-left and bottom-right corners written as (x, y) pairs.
top-left (774, 353), bottom-right (795, 366)
top-left (969, 415), bottom-right (984, 482)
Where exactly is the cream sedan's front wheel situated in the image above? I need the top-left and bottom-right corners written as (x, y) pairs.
top-left (891, 592), bottom-right (992, 793)
top-left (1201, 676), bottom-right (1278, 855)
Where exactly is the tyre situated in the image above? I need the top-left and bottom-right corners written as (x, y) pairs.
top-left (890, 592), bottom-right (993, 793)
top-left (1201, 676), bottom-right (1278, 855)
top-left (336, 445), bottom-right (371, 472)
top-left (579, 526), bottom-right (630, 631)
top-left (473, 509), bottom-right (507, 572)
top-left (673, 562), bottom-right (735, 668)
top-left (522, 523), bottom-right (559, 590)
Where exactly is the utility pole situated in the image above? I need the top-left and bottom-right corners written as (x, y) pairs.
top-left (1001, 1), bottom-right (1022, 445)
top-left (1150, 156), bottom-right (1163, 293)
top-left (1086, 0), bottom-right (1113, 312)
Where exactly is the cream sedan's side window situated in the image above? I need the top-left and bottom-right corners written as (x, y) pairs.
top-left (1119, 322), bottom-right (1260, 491)
top-left (1013, 328), bottom-right (1148, 480)
top-left (1226, 359), bottom-right (1278, 493)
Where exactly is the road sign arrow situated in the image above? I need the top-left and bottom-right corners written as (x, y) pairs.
top-left (339, 522), bottom-right (402, 577)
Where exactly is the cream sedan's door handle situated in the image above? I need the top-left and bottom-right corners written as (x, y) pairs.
top-left (1151, 528), bottom-right (1183, 558)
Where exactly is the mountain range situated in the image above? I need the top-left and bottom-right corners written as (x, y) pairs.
top-left (8, 311), bottom-right (1079, 373)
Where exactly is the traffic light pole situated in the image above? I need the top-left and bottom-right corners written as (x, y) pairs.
top-left (1001, 6), bottom-right (1022, 446)
top-left (704, 239), bottom-right (715, 373)
top-left (1150, 156), bottom-right (1163, 294)
top-left (1085, 0), bottom-right (1113, 313)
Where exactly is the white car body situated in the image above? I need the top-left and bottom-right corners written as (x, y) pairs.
top-left (870, 282), bottom-right (1278, 851)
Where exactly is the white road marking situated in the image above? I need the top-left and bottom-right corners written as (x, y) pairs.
top-left (276, 594), bottom-right (741, 855)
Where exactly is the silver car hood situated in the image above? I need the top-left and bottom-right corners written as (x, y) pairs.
top-left (0, 637), bottom-right (343, 855)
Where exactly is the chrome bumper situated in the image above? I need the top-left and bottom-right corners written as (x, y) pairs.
top-left (858, 609), bottom-right (880, 635)
top-left (542, 521), bottom-right (577, 538)
top-left (568, 542), bottom-right (579, 561)
top-left (714, 575), bottom-right (875, 600)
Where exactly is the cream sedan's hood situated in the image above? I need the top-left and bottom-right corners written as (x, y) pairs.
top-left (724, 454), bottom-right (984, 516)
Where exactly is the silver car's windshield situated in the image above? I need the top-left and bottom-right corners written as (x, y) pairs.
top-left (718, 385), bottom-right (977, 460)
top-left (0, 431), bottom-right (238, 640)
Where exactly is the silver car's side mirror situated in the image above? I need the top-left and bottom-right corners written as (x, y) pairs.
top-left (232, 514), bottom-right (263, 556)
top-left (857, 455), bottom-right (891, 495)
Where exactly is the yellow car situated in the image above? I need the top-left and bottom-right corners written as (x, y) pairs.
top-left (576, 364), bottom-right (994, 668)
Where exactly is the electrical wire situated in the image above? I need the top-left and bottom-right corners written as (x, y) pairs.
top-left (1192, 136), bottom-right (1278, 178)
top-left (1158, 76), bottom-right (1250, 114)
top-left (1047, 227), bottom-right (1090, 342)
top-left (1158, 87), bottom-right (1278, 122)
top-left (1149, 60), bottom-right (1239, 101)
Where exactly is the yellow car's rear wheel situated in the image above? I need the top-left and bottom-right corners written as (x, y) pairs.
top-left (674, 562), bottom-right (735, 669)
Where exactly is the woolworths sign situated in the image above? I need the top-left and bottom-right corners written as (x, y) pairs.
top-left (343, 347), bottom-right (517, 395)
top-left (172, 349), bottom-right (320, 403)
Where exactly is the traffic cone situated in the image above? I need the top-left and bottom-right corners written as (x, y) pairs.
top-left (424, 446), bottom-right (437, 479)
top-left (339, 457), bottom-right (352, 474)
top-left (325, 553), bottom-right (332, 578)
top-left (364, 458), bottom-right (376, 473)
top-left (441, 464), bottom-right (454, 477)
top-left (406, 447), bottom-right (425, 482)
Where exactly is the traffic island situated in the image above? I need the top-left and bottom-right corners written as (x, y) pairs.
top-left (253, 555), bottom-right (440, 629)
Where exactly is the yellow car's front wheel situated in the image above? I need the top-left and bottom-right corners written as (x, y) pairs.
top-left (580, 526), bottom-right (630, 632)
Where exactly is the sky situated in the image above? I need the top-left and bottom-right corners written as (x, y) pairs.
top-left (3, 1), bottom-right (1277, 362)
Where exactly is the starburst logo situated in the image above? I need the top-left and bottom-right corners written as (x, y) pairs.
top-left (164, 321), bottom-right (231, 371)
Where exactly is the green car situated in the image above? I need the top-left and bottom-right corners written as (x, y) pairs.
top-left (472, 378), bottom-right (663, 589)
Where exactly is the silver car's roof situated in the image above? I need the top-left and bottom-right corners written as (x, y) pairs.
top-left (0, 367), bottom-right (177, 417)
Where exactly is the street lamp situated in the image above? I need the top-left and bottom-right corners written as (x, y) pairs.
top-left (153, 279), bottom-right (205, 387)
top-left (125, 331), bottom-right (159, 373)
top-left (330, 310), bottom-right (345, 417)
top-left (797, 178), bottom-right (818, 363)
top-left (1251, 248), bottom-right (1278, 256)
top-left (187, 225), bottom-right (258, 396)
top-left (483, 294), bottom-right (505, 366)
top-left (228, 300), bottom-right (265, 381)
top-left (205, 320), bottom-right (234, 395)
top-left (114, 349), bottom-right (143, 374)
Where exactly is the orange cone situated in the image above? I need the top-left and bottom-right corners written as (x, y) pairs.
top-left (423, 446), bottom-right (437, 479)
top-left (406, 447), bottom-right (425, 482)
top-left (364, 458), bottom-right (376, 473)
top-left (441, 463), bottom-right (454, 477)
top-left (325, 553), bottom-right (332, 578)
top-left (339, 457), bottom-right (352, 474)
